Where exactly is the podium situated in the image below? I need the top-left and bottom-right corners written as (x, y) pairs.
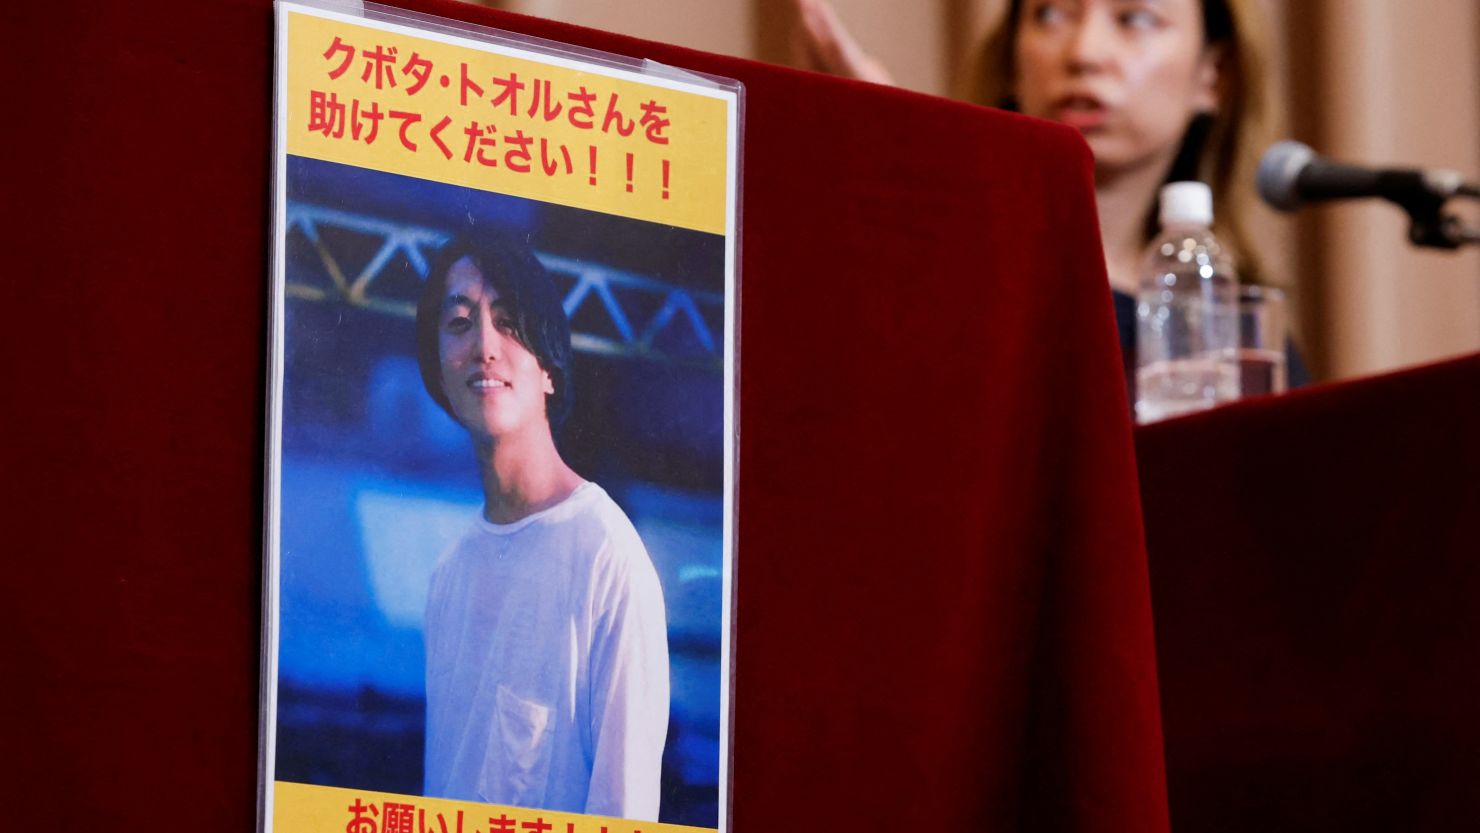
top-left (12, 0), bottom-right (1163, 829)
top-left (1139, 354), bottom-right (1480, 832)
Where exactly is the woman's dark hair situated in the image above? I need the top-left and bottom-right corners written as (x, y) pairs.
top-left (415, 229), bottom-right (574, 431)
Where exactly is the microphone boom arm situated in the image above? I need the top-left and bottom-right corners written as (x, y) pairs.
top-left (1400, 184), bottom-right (1478, 250)
top-left (1257, 141), bottom-right (1480, 249)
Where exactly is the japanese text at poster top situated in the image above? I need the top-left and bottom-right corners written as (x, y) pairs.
top-left (285, 4), bottom-right (733, 234)
top-left (266, 3), bottom-right (739, 833)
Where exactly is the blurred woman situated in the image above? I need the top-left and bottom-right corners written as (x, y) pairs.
top-left (796, 0), bottom-right (1305, 386)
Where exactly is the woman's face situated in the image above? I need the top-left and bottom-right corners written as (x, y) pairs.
top-left (1012, 0), bottom-right (1221, 177)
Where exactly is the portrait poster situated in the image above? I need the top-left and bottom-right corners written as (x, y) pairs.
top-left (260, 3), bottom-right (741, 831)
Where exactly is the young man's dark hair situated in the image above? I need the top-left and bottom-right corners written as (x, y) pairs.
top-left (415, 229), bottom-right (574, 430)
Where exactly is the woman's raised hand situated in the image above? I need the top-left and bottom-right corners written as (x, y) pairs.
top-left (791, 0), bottom-right (896, 86)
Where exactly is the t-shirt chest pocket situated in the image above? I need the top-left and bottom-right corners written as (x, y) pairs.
top-left (479, 683), bottom-right (555, 807)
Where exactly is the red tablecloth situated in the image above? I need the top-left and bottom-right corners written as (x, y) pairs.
top-left (8, 2), bottom-right (1166, 829)
top-left (1139, 353), bottom-right (1480, 832)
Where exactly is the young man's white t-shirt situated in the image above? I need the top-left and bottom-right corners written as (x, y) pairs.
top-left (423, 482), bottom-right (670, 820)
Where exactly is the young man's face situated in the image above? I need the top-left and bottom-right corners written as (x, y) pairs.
top-left (437, 256), bottom-right (555, 444)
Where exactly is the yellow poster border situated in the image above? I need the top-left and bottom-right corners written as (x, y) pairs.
top-left (274, 781), bottom-right (719, 833)
top-left (280, 1), bottom-right (738, 235)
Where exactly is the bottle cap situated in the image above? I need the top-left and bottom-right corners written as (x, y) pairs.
top-left (1159, 181), bottom-right (1214, 227)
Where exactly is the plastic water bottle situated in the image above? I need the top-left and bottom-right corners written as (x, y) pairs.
top-left (1135, 182), bottom-right (1240, 424)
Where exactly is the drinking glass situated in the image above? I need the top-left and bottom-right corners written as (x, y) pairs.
top-left (1237, 285), bottom-right (1288, 398)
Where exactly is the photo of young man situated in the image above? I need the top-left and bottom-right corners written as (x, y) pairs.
top-left (414, 230), bottom-right (670, 820)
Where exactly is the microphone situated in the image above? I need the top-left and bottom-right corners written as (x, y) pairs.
top-left (1256, 140), bottom-right (1475, 213)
